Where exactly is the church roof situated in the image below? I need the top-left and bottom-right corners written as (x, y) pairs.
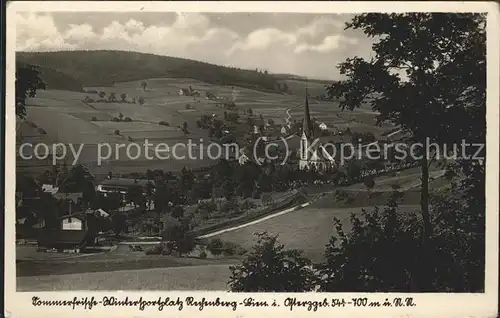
top-left (302, 87), bottom-right (313, 138)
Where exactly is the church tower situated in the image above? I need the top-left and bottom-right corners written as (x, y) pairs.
top-left (300, 86), bottom-right (313, 169)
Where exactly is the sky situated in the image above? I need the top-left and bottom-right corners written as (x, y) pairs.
top-left (15, 12), bottom-right (374, 80)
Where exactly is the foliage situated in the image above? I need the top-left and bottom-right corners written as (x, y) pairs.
top-left (138, 96), bottom-right (145, 105)
top-left (206, 238), bottom-right (224, 256)
top-left (363, 176), bottom-right (376, 190)
top-left (326, 14), bottom-right (486, 277)
top-left (161, 216), bottom-right (195, 257)
top-left (16, 63), bottom-right (46, 118)
top-left (126, 184), bottom-right (145, 208)
top-left (228, 232), bottom-right (317, 292)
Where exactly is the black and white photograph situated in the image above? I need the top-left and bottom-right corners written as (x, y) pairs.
top-left (4, 1), bottom-right (499, 317)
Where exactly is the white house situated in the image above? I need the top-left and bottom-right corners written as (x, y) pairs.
top-left (61, 217), bottom-right (83, 231)
top-left (280, 126), bottom-right (288, 134)
top-left (319, 122), bottom-right (328, 131)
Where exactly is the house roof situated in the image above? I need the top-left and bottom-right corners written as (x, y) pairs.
top-left (99, 178), bottom-right (154, 187)
top-left (53, 192), bottom-right (83, 202)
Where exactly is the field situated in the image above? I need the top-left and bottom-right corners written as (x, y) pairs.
top-left (17, 264), bottom-right (232, 291)
top-left (18, 71), bottom-right (395, 178)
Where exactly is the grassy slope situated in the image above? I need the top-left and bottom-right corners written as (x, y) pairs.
top-left (17, 50), bottom-right (294, 93)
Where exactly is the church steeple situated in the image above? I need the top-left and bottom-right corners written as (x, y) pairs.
top-left (302, 86), bottom-right (313, 138)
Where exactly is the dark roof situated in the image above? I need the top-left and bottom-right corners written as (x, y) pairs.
top-left (303, 87), bottom-right (313, 138)
top-left (99, 178), bottom-right (154, 187)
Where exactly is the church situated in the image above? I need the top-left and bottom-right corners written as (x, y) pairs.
top-left (298, 88), bottom-right (336, 172)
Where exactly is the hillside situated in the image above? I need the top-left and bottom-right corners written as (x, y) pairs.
top-left (17, 50), bottom-right (291, 93)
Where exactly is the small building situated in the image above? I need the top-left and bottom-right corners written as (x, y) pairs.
top-left (179, 88), bottom-right (190, 96)
top-left (319, 122), bottom-right (328, 131)
top-left (96, 178), bottom-right (155, 197)
top-left (42, 184), bottom-right (59, 194)
top-left (35, 214), bottom-right (88, 250)
top-left (280, 126), bottom-right (288, 134)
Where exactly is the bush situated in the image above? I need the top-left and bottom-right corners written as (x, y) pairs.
top-left (222, 242), bottom-right (238, 256)
top-left (228, 232), bottom-right (316, 292)
top-left (111, 117), bottom-right (120, 122)
top-left (127, 136), bottom-right (133, 141)
top-left (236, 246), bottom-right (248, 255)
top-left (145, 245), bottom-right (163, 255)
top-left (91, 116), bottom-right (97, 121)
top-left (207, 238), bottom-right (223, 256)
top-left (123, 117), bottom-right (132, 122)
top-left (159, 121), bottom-right (170, 126)
top-left (114, 129), bottom-right (120, 135)
top-left (37, 128), bottom-right (46, 134)
top-left (199, 250), bottom-right (207, 259)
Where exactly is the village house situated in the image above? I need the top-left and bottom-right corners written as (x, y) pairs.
top-left (96, 178), bottom-right (155, 197)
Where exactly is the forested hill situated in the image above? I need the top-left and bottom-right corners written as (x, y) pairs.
top-left (16, 50), bottom-right (295, 93)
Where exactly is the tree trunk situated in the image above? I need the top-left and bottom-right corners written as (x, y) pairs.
top-left (420, 156), bottom-right (432, 239)
top-left (419, 154), bottom-right (433, 291)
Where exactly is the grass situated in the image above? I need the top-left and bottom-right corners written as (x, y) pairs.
top-left (213, 204), bottom-right (420, 263)
top-left (17, 264), bottom-right (232, 291)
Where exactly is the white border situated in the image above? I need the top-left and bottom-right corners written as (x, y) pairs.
top-left (5, 2), bottom-right (500, 318)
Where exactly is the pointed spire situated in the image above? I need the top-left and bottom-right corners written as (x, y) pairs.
top-left (303, 85), bottom-right (313, 138)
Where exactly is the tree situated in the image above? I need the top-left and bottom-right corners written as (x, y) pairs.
top-left (172, 205), bottom-right (185, 219)
top-left (228, 232), bottom-right (317, 292)
top-left (138, 96), bottom-right (145, 105)
top-left (120, 93), bottom-right (127, 102)
top-left (111, 212), bottom-right (127, 236)
top-left (16, 63), bottom-right (46, 118)
top-left (161, 216), bottom-right (194, 257)
top-left (364, 176), bottom-right (376, 192)
top-left (318, 201), bottom-right (423, 292)
top-left (98, 91), bottom-right (106, 99)
top-left (118, 112), bottom-right (124, 121)
top-left (326, 14), bottom-right (486, 284)
top-left (207, 238), bottom-right (224, 257)
top-left (141, 81), bottom-right (148, 91)
top-left (126, 184), bottom-right (145, 208)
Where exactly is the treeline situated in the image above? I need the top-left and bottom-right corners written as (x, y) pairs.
top-left (16, 50), bottom-right (286, 93)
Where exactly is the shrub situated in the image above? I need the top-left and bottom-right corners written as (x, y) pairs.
top-left (123, 117), bottom-right (132, 122)
top-left (91, 116), bottom-right (97, 121)
top-left (185, 104), bottom-right (191, 109)
top-left (207, 238), bottom-right (223, 256)
top-left (199, 250), bottom-right (208, 259)
top-left (145, 245), bottom-right (163, 255)
top-left (111, 117), bottom-right (120, 122)
top-left (236, 246), bottom-right (248, 255)
top-left (138, 96), bottom-right (145, 105)
top-left (228, 232), bottom-right (316, 292)
top-left (127, 136), bottom-right (133, 141)
top-left (114, 130), bottom-right (120, 135)
top-left (159, 121), bottom-right (170, 126)
top-left (37, 128), bottom-right (46, 134)
top-left (222, 242), bottom-right (238, 256)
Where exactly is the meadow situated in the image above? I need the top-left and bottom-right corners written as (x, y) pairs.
top-left (18, 73), bottom-right (397, 179)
